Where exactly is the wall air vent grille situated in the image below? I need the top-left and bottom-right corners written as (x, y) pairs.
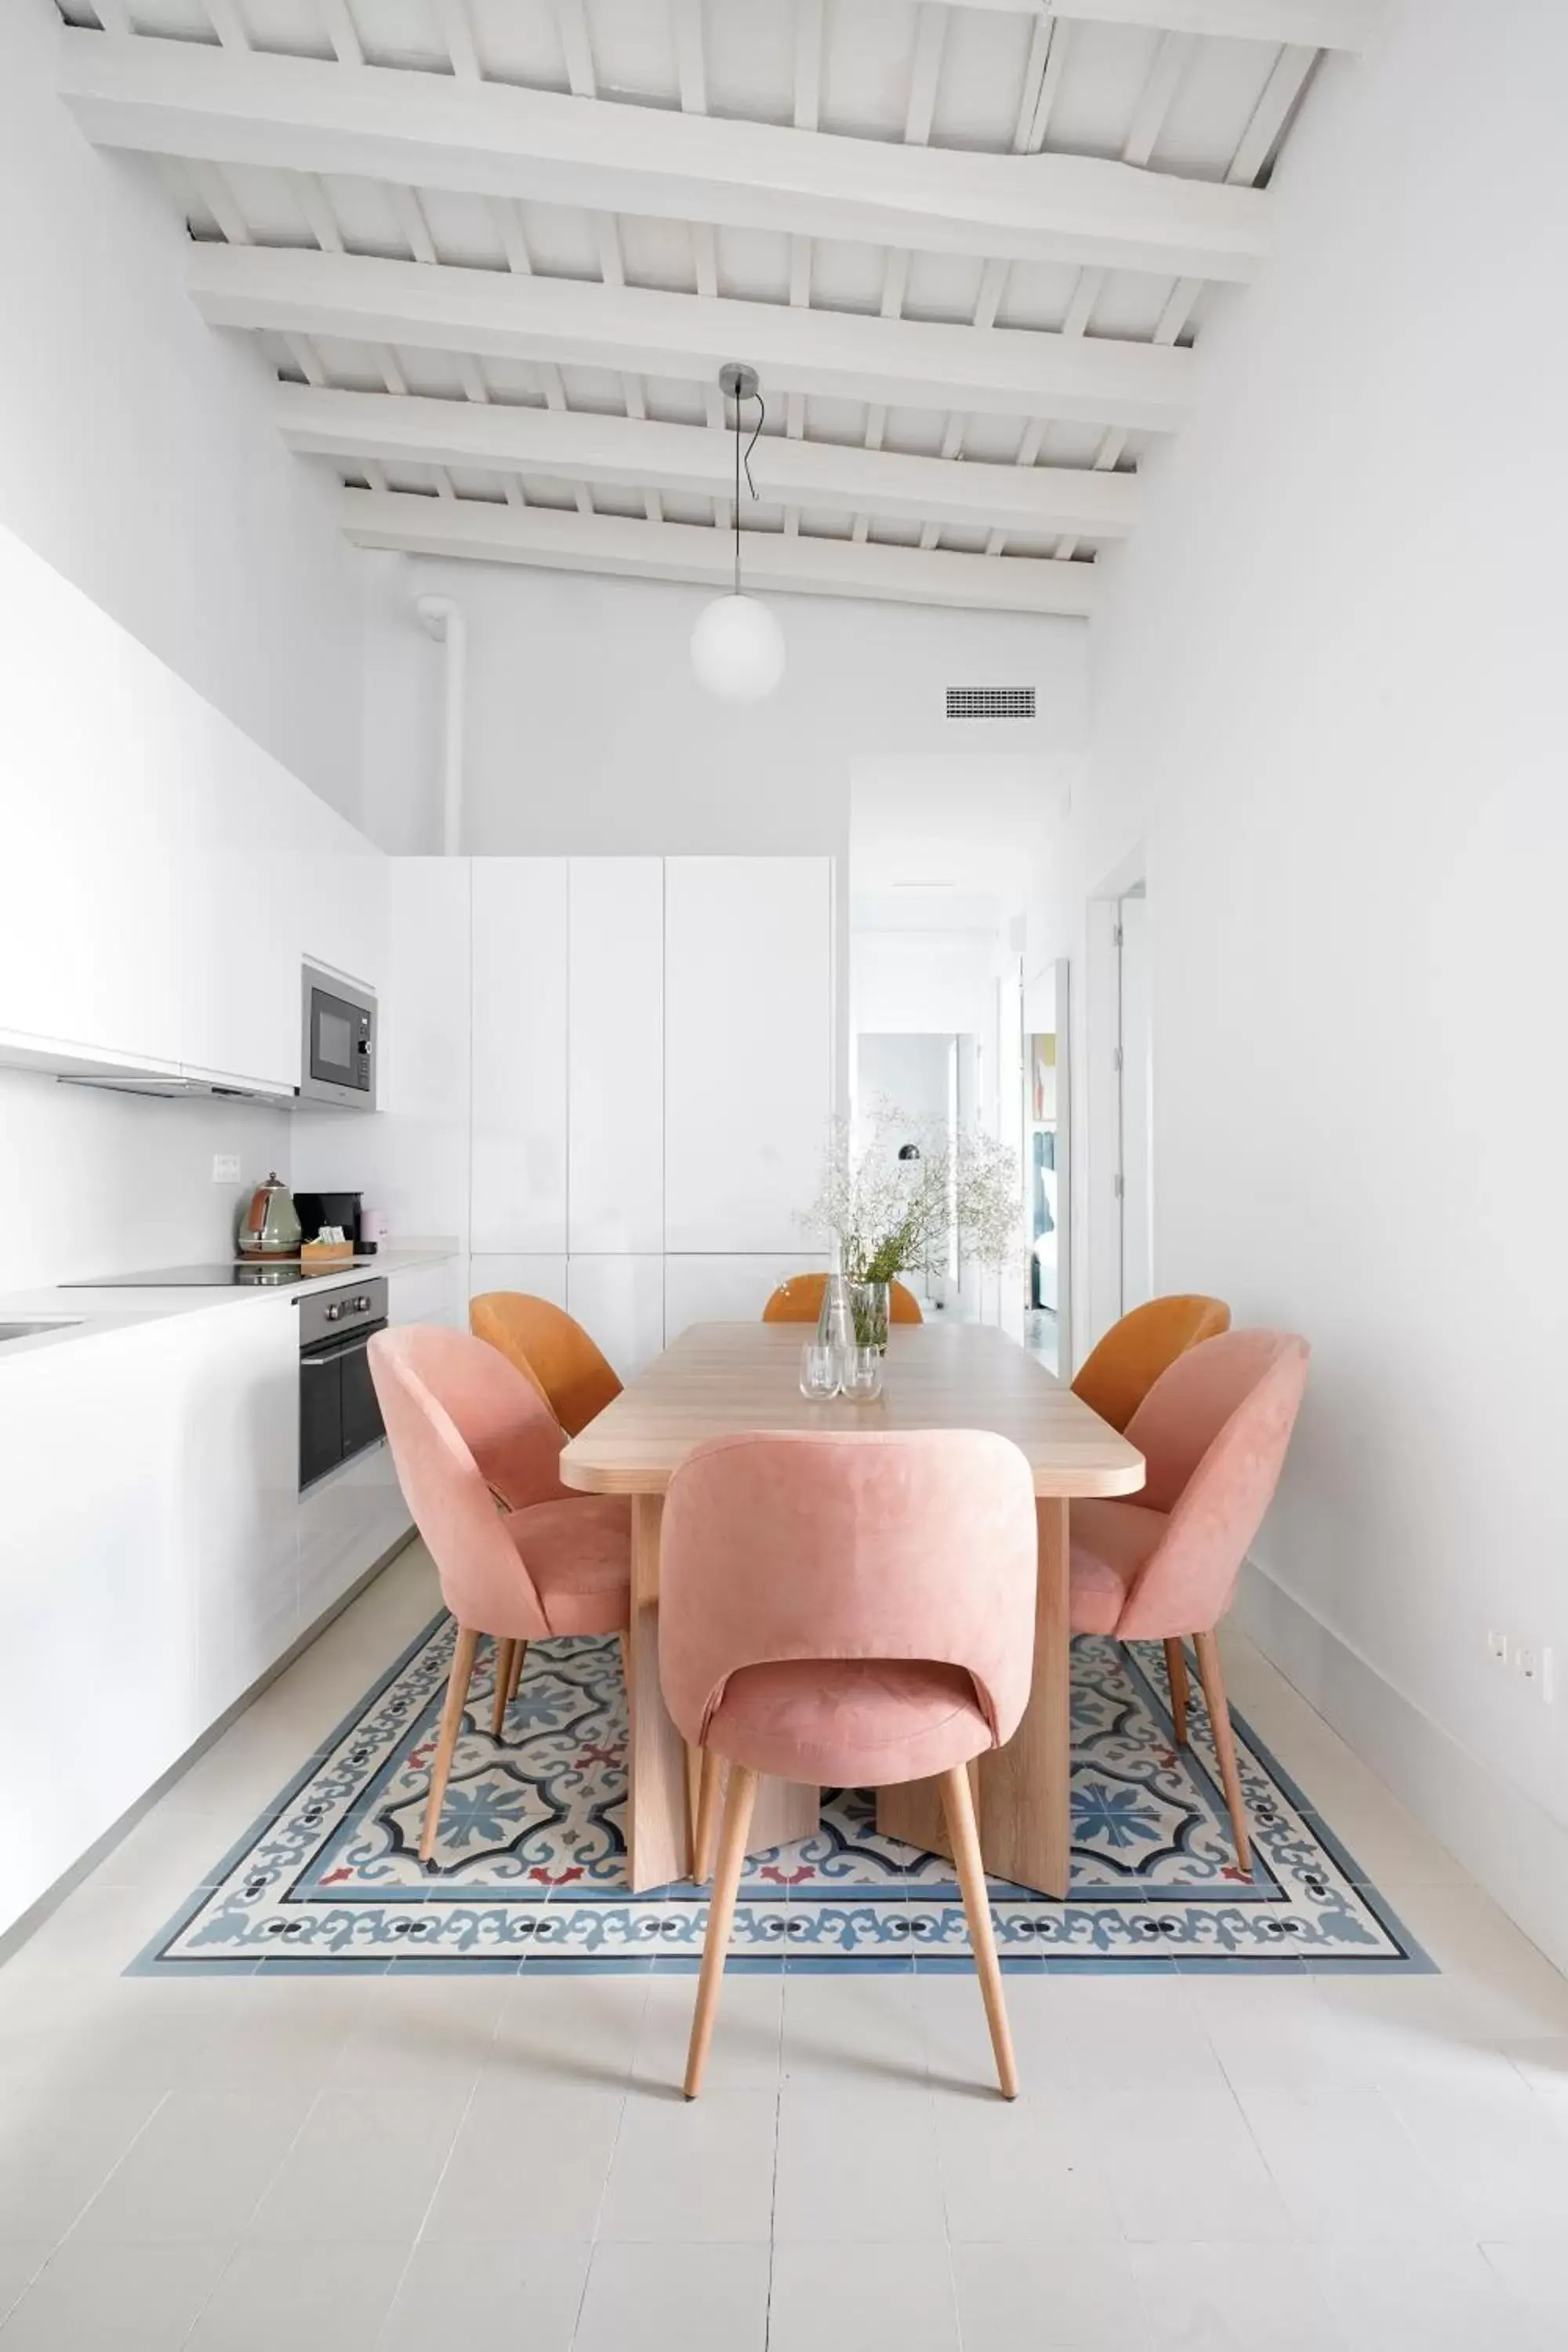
top-left (946, 687), bottom-right (1035, 720)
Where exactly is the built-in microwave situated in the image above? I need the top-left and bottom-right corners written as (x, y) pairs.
top-left (299, 964), bottom-right (377, 1110)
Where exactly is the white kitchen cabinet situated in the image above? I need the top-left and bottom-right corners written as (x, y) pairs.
top-left (568, 858), bottom-right (662, 1254)
top-left (568, 1254), bottom-right (665, 1381)
top-left (291, 860), bottom-right (470, 1248)
top-left (387, 1256), bottom-right (464, 1330)
top-left (0, 1303), bottom-right (300, 1937)
top-left (298, 1441), bottom-right (409, 1635)
top-left (663, 1253), bottom-right (824, 1342)
top-left (663, 857), bottom-right (834, 1253)
top-left (468, 1255), bottom-right (568, 1312)
top-left (0, 519), bottom-right (386, 1098)
top-left (470, 858), bottom-right (568, 1254)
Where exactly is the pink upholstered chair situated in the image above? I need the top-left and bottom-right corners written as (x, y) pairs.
top-left (661, 1429), bottom-right (1039, 2100)
top-left (1069, 1329), bottom-right (1310, 1871)
top-left (369, 1325), bottom-right (630, 1865)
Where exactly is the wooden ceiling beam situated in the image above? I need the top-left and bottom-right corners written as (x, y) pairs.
top-left (339, 488), bottom-right (1101, 615)
top-left (60, 29), bottom-right (1267, 281)
top-left (187, 244), bottom-right (1196, 432)
top-left (278, 382), bottom-right (1138, 536)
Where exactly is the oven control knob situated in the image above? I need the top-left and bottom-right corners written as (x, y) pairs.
top-left (325, 1301), bottom-right (343, 1323)
top-left (353, 1294), bottom-right (371, 1312)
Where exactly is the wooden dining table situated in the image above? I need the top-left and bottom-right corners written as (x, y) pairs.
top-left (557, 1319), bottom-right (1145, 1897)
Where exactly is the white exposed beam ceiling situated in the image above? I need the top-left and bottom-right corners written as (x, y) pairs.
top-left (187, 246), bottom-right (1196, 434)
top-left (886, 0), bottom-right (1381, 43)
top-left (277, 383), bottom-right (1138, 539)
top-left (60, 31), bottom-right (1268, 281)
top-left (341, 489), bottom-right (1100, 616)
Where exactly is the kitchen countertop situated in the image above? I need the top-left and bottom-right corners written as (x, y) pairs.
top-left (0, 1243), bottom-right (459, 1367)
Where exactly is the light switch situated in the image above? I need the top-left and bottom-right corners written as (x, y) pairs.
top-left (212, 1154), bottom-right (241, 1183)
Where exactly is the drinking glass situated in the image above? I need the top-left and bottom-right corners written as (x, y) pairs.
top-left (840, 1344), bottom-right (885, 1402)
top-left (799, 1343), bottom-right (841, 1400)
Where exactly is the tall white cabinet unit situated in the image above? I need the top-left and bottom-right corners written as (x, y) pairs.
top-left (663, 855), bottom-right (835, 1336)
top-left (459, 854), bottom-right (833, 1374)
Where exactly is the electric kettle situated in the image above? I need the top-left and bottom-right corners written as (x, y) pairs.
top-left (238, 1172), bottom-right (303, 1258)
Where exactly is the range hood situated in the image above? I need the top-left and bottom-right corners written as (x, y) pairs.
top-left (0, 1028), bottom-right (294, 1108)
top-left (56, 1071), bottom-right (295, 1107)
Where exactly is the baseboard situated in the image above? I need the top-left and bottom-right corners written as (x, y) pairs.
top-left (0, 1527), bottom-right (417, 1968)
top-left (1232, 1558), bottom-right (1568, 1978)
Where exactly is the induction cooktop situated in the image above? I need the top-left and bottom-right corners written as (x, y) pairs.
top-left (73, 1261), bottom-right (376, 1289)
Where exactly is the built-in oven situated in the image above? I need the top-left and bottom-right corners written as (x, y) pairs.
top-left (299, 1278), bottom-right (388, 1491)
top-left (300, 964), bottom-right (377, 1110)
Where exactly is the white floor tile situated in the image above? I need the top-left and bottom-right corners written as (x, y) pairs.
top-left (1130, 2242), bottom-right (1348, 2350)
top-left (773, 2087), bottom-right (945, 2244)
top-left (0, 2085), bottom-right (167, 2242)
top-left (953, 2241), bottom-right (1145, 2348)
top-left (69, 2087), bottom-right (312, 2245)
top-left (1235, 2085), bottom-right (1462, 2241)
top-left (782, 1973), bottom-right (928, 2091)
top-left (419, 2082), bottom-right (622, 2242)
top-left (0, 2239), bottom-right (230, 2350)
top-left (1087, 2085), bottom-right (1293, 2244)
top-left (1316, 2238), bottom-right (1534, 2352)
top-left (573, 2240), bottom-right (769, 2352)
top-left (769, 2239), bottom-right (960, 2352)
top-left (183, 2239), bottom-right (398, 2350)
top-left (490, 1974), bottom-right (649, 2089)
top-left (1379, 2070), bottom-right (1568, 2239)
top-left (243, 2088), bottom-right (470, 2245)
top-left (1480, 2242), bottom-right (1568, 2350)
top-left (0, 2252), bottom-right (47, 2332)
top-left (935, 2092), bottom-right (1121, 2243)
top-left (380, 2237), bottom-right (590, 2350)
top-left (597, 2089), bottom-right (778, 2244)
top-left (633, 1974), bottom-right (782, 2096)
top-left (327, 1976), bottom-right (507, 2094)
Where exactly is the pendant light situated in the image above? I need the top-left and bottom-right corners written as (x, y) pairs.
top-left (689, 362), bottom-right (786, 702)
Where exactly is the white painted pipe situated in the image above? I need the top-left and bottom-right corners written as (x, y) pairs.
top-left (415, 593), bottom-right (466, 856)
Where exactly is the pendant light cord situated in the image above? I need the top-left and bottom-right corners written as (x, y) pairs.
top-left (731, 388), bottom-right (766, 597)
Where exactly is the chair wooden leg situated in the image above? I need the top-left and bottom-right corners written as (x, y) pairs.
top-left (684, 1763), bottom-right (757, 2100)
top-left (938, 1762), bottom-right (1019, 2100)
top-left (1193, 1630), bottom-right (1250, 1872)
top-left (507, 1637), bottom-right (528, 1707)
top-left (420, 1625), bottom-right (480, 1867)
top-left (1164, 1639), bottom-right (1189, 1744)
top-left (492, 1639), bottom-right (517, 1740)
top-left (691, 1748), bottom-right (721, 1884)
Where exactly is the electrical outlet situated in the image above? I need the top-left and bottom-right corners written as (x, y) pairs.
top-left (212, 1154), bottom-right (241, 1184)
top-left (1513, 1639), bottom-right (1537, 1686)
top-left (1486, 1628), bottom-right (1509, 1667)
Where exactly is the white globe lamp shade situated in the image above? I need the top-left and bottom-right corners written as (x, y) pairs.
top-left (689, 593), bottom-right (786, 702)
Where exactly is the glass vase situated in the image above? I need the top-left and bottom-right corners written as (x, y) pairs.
top-left (850, 1279), bottom-right (891, 1354)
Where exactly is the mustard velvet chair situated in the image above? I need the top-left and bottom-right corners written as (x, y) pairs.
top-left (470, 1292), bottom-right (622, 1439)
top-left (1071, 1294), bottom-right (1231, 1434)
top-left (762, 1272), bottom-right (924, 1326)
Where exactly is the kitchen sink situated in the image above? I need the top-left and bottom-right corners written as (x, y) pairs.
top-left (0, 1320), bottom-right (82, 1344)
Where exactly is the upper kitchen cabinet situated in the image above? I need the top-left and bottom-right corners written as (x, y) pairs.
top-left (0, 521), bottom-right (385, 1097)
top-left (568, 858), bottom-right (662, 1255)
top-left (664, 857), bottom-right (835, 1254)
top-left (471, 858), bottom-right (569, 1254)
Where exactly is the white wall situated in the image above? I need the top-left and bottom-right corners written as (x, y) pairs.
top-left (0, 2), bottom-right (376, 1290)
top-left (1061, 0), bottom-right (1568, 1960)
top-left (0, 1069), bottom-right (290, 1291)
top-left (0, 0), bottom-right (363, 819)
top-left (360, 554), bottom-right (1087, 858)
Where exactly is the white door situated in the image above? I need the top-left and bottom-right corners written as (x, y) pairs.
top-left (663, 857), bottom-right (833, 1254)
top-left (1118, 890), bottom-right (1154, 1312)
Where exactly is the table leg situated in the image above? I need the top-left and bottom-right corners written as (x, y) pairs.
top-left (876, 1777), bottom-right (950, 1858)
top-left (976, 1496), bottom-right (1072, 1899)
top-left (626, 1495), bottom-right (691, 1893)
top-left (626, 1495), bottom-right (818, 1891)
